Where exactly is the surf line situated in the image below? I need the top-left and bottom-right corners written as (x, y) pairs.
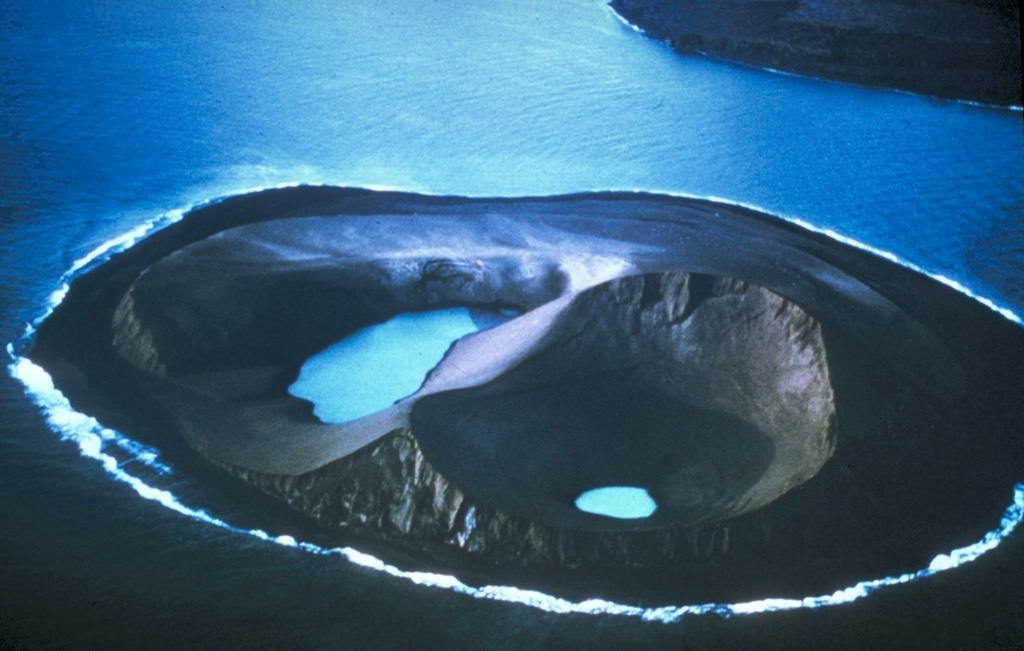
top-left (8, 347), bottom-right (1023, 622)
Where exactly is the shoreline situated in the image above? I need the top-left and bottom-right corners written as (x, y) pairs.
top-left (609, 0), bottom-right (1022, 107)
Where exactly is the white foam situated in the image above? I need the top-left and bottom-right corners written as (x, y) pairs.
top-left (574, 186), bottom-right (1021, 327)
top-left (605, 4), bottom-right (646, 35)
top-left (708, 193), bottom-right (1022, 325)
top-left (10, 347), bottom-right (1024, 623)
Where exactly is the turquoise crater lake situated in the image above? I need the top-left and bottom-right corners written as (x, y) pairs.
top-left (575, 486), bottom-right (659, 519)
top-left (288, 307), bottom-right (513, 424)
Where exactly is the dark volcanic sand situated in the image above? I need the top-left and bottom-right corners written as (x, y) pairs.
top-left (610, 0), bottom-right (1022, 106)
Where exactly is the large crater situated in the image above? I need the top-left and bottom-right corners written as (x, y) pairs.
top-left (30, 187), bottom-right (1024, 604)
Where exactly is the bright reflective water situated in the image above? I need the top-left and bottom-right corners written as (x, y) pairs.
top-left (289, 308), bottom-right (509, 424)
top-left (575, 486), bottom-right (659, 519)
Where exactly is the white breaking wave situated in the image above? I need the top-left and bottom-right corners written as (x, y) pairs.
top-left (702, 192), bottom-right (1024, 325)
top-left (7, 350), bottom-right (1024, 622)
top-left (6, 190), bottom-right (1024, 623)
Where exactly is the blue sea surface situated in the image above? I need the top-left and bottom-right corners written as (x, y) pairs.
top-left (2, 0), bottom-right (1021, 314)
top-left (1, 0), bottom-right (1021, 645)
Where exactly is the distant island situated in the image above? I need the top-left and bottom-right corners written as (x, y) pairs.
top-left (609, 0), bottom-right (1021, 106)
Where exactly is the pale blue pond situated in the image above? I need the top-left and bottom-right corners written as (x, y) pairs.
top-left (575, 486), bottom-right (658, 519)
top-left (289, 307), bottom-right (511, 424)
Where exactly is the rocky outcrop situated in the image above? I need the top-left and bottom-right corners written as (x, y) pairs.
top-left (110, 290), bottom-right (168, 377)
top-left (610, 0), bottom-right (1022, 106)
top-left (226, 428), bottom-right (748, 570)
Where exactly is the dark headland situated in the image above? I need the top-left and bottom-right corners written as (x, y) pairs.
top-left (609, 0), bottom-right (1022, 106)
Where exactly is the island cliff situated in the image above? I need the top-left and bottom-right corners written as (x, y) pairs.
top-left (610, 0), bottom-right (1022, 106)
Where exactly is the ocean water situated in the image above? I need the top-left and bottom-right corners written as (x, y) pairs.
top-left (1, 0), bottom-right (1022, 647)
top-left (2, 1), bottom-right (1021, 312)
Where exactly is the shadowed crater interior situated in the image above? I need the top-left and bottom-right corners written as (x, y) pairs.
top-left (412, 273), bottom-right (834, 531)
